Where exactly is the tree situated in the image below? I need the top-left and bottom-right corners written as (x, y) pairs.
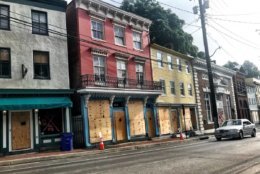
top-left (197, 51), bottom-right (205, 59)
top-left (223, 61), bottom-right (240, 70)
top-left (120, 0), bottom-right (200, 57)
top-left (241, 60), bottom-right (260, 78)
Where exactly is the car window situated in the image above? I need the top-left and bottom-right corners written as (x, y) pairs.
top-left (222, 120), bottom-right (241, 126)
top-left (243, 121), bottom-right (251, 125)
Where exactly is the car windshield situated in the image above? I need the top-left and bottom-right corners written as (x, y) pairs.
top-left (222, 120), bottom-right (241, 127)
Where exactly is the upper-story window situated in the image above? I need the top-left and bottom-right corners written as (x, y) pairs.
top-left (32, 10), bottom-right (48, 35)
top-left (188, 84), bottom-right (192, 96)
top-left (0, 48), bottom-right (11, 78)
top-left (91, 20), bottom-right (104, 40)
top-left (157, 52), bottom-right (163, 68)
top-left (167, 55), bottom-right (173, 70)
top-left (170, 81), bottom-right (175, 95)
top-left (136, 63), bottom-right (144, 84)
top-left (160, 80), bottom-right (166, 94)
top-left (117, 60), bottom-right (126, 79)
top-left (114, 25), bottom-right (125, 45)
top-left (133, 31), bottom-right (142, 50)
top-left (177, 58), bottom-right (182, 71)
top-left (0, 5), bottom-right (10, 30)
top-left (33, 51), bottom-right (50, 79)
top-left (186, 61), bottom-right (191, 73)
top-left (180, 82), bottom-right (185, 96)
top-left (93, 55), bottom-right (105, 82)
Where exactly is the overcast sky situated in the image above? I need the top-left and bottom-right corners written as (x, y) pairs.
top-left (65, 0), bottom-right (260, 68)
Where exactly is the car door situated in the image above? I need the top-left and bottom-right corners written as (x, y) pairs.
top-left (242, 121), bottom-right (251, 135)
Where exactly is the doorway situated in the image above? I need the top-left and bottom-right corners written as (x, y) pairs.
top-left (10, 111), bottom-right (32, 151)
top-left (170, 109), bottom-right (179, 133)
top-left (147, 109), bottom-right (155, 137)
top-left (113, 110), bottom-right (127, 142)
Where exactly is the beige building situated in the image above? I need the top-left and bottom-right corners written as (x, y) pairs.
top-left (151, 44), bottom-right (198, 136)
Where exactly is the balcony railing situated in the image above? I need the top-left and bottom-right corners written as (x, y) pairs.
top-left (81, 74), bottom-right (162, 90)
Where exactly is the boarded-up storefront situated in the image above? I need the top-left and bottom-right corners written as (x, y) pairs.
top-left (128, 101), bottom-right (146, 137)
top-left (158, 107), bottom-right (171, 135)
top-left (88, 100), bottom-right (112, 143)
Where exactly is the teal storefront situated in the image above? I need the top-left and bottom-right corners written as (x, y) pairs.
top-left (0, 89), bottom-right (73, 155)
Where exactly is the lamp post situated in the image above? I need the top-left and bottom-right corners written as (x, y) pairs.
top-left (197, 0), bottom-right (219, 128)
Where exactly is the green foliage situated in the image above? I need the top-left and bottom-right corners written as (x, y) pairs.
top-left (223, 60), bottom-right (260, 78)
top-left (121, 0), bottom-right (200, 57)
top-left (242, 60), bottom-right (260, 78)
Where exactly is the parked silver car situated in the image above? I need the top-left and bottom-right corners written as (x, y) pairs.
top-left (215, 119), bottom-right (256, 141)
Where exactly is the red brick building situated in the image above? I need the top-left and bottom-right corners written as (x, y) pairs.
top-left (67, 0), bottom-right (161, 147)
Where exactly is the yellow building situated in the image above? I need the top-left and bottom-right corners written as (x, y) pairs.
top-left (151, 44), bottom-right (198, 136)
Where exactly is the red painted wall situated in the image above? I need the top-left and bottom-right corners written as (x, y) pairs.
top-left (74, 8), bottom-right (152, 81)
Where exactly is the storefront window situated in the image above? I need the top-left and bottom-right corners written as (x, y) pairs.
top-left (39, 108), bottom-right (63, 135)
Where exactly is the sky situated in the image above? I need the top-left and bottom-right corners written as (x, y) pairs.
top-left (65, 0), bottom-right (260, 69)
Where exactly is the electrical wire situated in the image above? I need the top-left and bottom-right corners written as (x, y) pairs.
top-left (207, 16), bottom-right (260, 25)
top-left (1, 13), bottom-right (194, 68)
top-left (207, 24), bottom-right (260, 49)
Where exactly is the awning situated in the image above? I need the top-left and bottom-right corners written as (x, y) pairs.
top-left (0, 97), bottom-right (72, 110)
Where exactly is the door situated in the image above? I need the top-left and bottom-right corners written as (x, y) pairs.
top-left (147, 109), bottom-right (155, 137)
top-left (11, 111), bottom-right (31, 151)
top-left (114, 111), bottom-right (127, 142)
top-left (170, 110), bottom-right (178, 133)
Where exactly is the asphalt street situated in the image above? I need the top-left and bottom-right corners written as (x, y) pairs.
top-left (1, 133), bottom-right (260, 174)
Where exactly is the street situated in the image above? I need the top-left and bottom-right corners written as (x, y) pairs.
top-left (1, 133), bottom-right (260, 174)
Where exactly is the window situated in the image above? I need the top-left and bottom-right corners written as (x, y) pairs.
top-left (0, 5), bottom-right (9, 30)
top-left (32, 10), bottom-right (48, 35)
top-left (93, 55), bottom-right (105, 82)
top-left (226, 96), bottom-right (231, 119)
top-left (114, 25), bottom-right (125, 45)
top-left (117, 60), bottom-right (126, 79)
top-left (0, 48), bottom-right (11, 78)
top-left (167, 55), bottom-right (173, 70)
top-left (186, 61), bottom-right (190, 73)
top-left (133, 31), bottom-right (142, 50)
top-left (188, 84), bottom-right (192, 96)
top-left (136, 63), bottom-right (144, 84)
top-left (204, 93), bottom-right (212, 122)
top-left (91, 20), bottom-right (104, 40)
top-left (180, 82), bottom-right (185, 96)
top-left (39, 108), bottom-right (62, 135)
top-left (170, 81), bottom-right (175, 95)
top-left (33, 51), bottom-right (50, 79)
top-left (160, 80), bottom-right (166, 94)
top-left (157, 52), bottom-right (163, 68)
top-left (177, 58), bottom-right (182, 71)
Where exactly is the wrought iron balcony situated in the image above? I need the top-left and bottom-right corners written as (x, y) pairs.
top-left (81, 74), bottom-right (162, 90)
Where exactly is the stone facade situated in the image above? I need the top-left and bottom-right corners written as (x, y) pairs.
top-left (193, 58), bottom-right (237, 131)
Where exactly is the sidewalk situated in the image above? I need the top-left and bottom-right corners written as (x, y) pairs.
top-left (0, 135), bottom-right (209, 167)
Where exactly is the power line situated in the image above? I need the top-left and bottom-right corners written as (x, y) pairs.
top-left (207, 32), bottom-right (235, 60)
top-left (209, 19), bottom-right (259, 47)
top-left (207, 24), bottom-right (260, 49)
top-left (190, 27), bottom-right (201, 35)
top-left (207, 16), bottom-right (260, 25)
top-left (1, 13), bottom-right (193, 68)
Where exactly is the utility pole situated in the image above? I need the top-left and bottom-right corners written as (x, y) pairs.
top-left (198, 0), bottom-right (219, 128)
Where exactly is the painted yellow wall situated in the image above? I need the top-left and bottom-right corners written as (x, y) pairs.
top-left (151, 45), bottom-right (196, 104)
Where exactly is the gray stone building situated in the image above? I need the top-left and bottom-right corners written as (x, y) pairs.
top-left (193, 58), bottom-right (237, 133)
top-left (0, 0), bottom-right (72, 155)
top-left (245, 78), bottom-right (260, 123)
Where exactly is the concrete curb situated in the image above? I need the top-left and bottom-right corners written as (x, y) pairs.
top-left (0, 136), bottom-right (206, 167)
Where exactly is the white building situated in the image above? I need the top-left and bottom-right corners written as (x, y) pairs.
top-left (0, 0), bottom-right (72, 155)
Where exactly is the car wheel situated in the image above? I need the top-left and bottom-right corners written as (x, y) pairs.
top-left (239, 131), bottom-right (243, 139)
top-left (216, 137), bottom-right (221, 141)
top-left (251, 129), bottom-right (256, 137)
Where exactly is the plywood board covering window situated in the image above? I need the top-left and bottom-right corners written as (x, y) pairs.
top-left (158, 107), bottom-right (171, 135)
top-left (128, 101), bottom-right (145, 136)
top-left (88, 100), bottom-right (112, 143)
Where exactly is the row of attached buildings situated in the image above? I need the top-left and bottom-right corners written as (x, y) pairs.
top-left (0, 0), bottom-right (257, 155)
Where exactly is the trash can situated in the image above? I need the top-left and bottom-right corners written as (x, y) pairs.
top-left (60, 132), bottom-right (73, 151)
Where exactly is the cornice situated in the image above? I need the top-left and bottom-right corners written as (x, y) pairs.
top-left (76, 0), bottom-right (152, 31)
top-left (193, 58), bottom-right (236, 76)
